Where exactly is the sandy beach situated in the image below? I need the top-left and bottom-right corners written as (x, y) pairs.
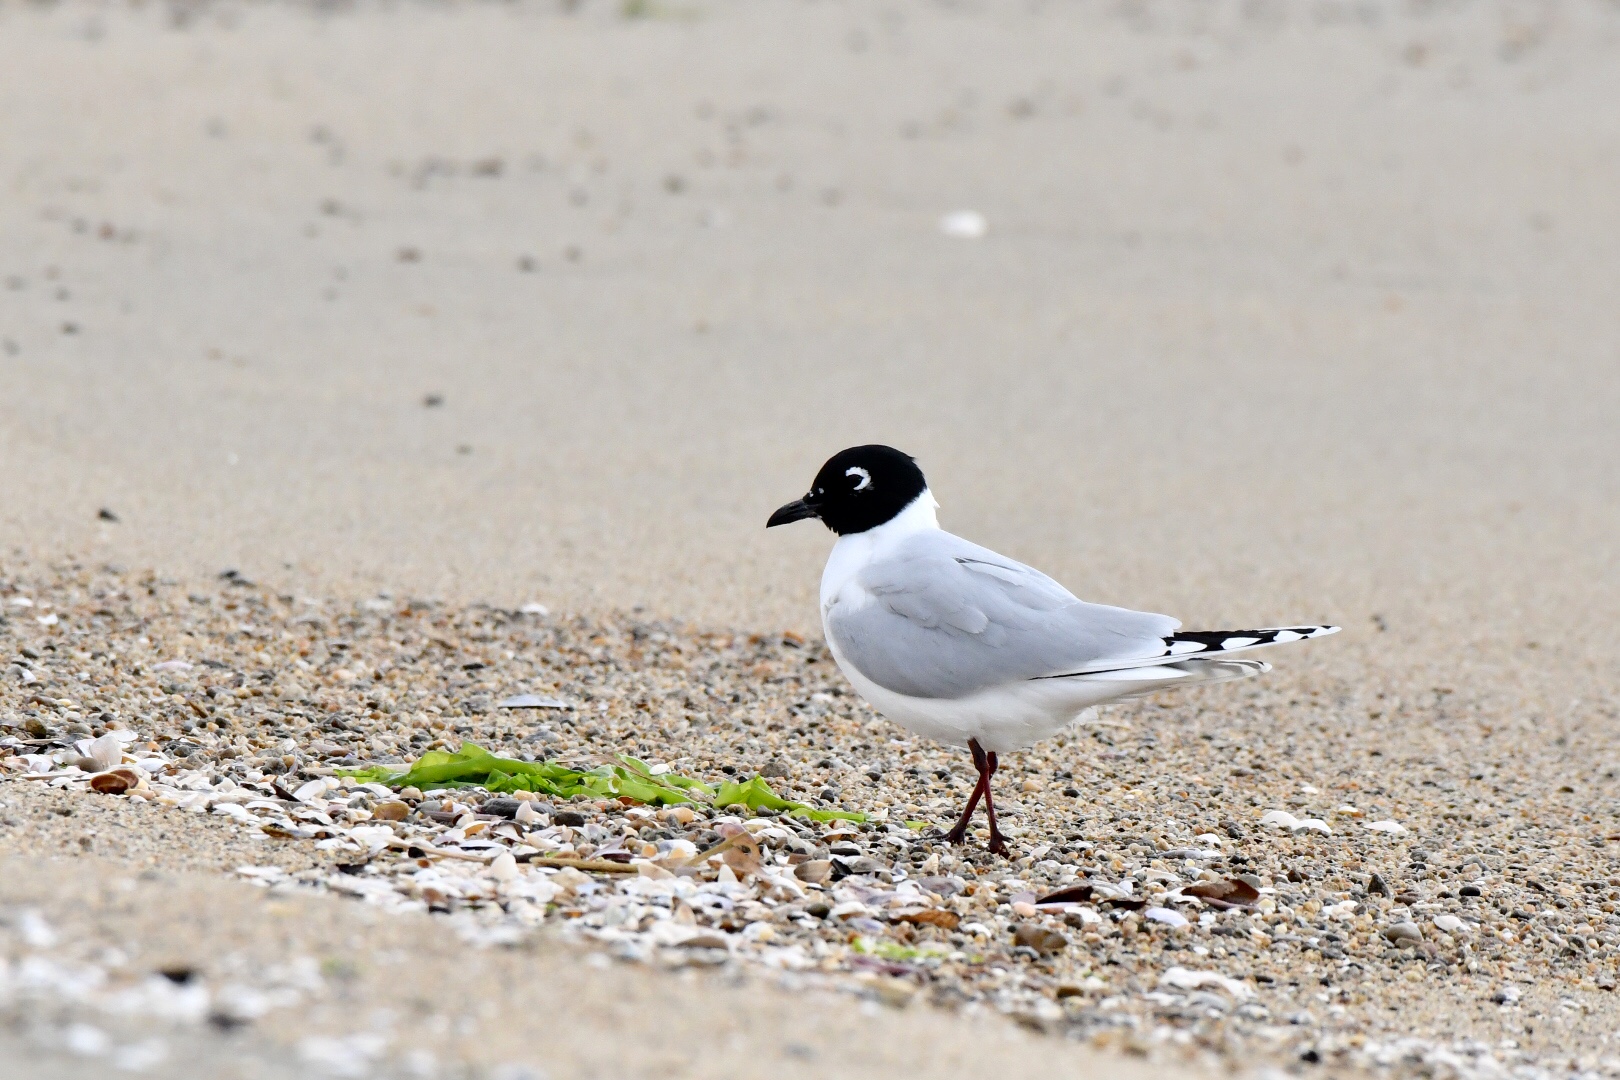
top-left (4, 1), bottom-right (1620, 1076)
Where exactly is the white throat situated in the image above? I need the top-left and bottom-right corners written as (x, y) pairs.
top-left (819, 489), bottom-right (939, 612)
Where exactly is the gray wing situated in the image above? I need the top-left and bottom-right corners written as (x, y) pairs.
top-left (826, 531), bottom-right (1179, 700)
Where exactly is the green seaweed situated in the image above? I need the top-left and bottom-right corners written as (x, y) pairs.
top-left (340, 743), bottom-right (866, 822)
top-left (711, 774), bottom-right (866, 822)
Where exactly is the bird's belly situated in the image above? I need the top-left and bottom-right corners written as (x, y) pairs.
top-left (825, 638), bottom-right (1118, 754)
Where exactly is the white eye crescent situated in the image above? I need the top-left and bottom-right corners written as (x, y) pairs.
top-left (845, 466), bottom-right (872, 491)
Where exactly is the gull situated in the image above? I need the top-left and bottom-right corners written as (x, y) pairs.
top-left (768, 445), bottom-right (1338, 855)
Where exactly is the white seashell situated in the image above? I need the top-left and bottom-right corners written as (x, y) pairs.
top-left (1145, 907), bottom-right (1189, 928)
top-left (1259, 810), bottom-right (1330, 833)
top-left (519, 603), bottom-right (549, 616)
top-left (497, 694), bottom-right (571, 710)
top-left (1434, 915), bottom-right (1469, 936)
top-left (1159, 967), bottom-right (1252, 999)
top-left (486, 852), bottom-right (519, 881)
top-left (85, 732), bottom-right (123, 772)
top-left (1366, 820), bottom-right (1407, 834)
top-left (939, 210), bottom-right (988, 238)
top-left (15, 909), bottom-right (58, 948)
top-left (348, 826), bottom-right (396, 852)
top-left (1069, 906), bottom-right (1102, 925)
top-left (292, 778), bottom-right (331, 803)
top-left (153, 660), bottom-right (192, 672)
top-left (212, 803), bottom-right (252, 821)
top-left (36, 613), bottom-right (59, 626)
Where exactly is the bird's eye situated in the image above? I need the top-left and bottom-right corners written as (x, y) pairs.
top-left (845, 466), bottom-right (872, 491)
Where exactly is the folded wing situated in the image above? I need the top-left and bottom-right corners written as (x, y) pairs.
top-left (825, 531), bottom-right (1180, 700)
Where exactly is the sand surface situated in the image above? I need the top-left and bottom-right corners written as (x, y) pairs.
top-left (4, 0), bottom-right (1620, 1076)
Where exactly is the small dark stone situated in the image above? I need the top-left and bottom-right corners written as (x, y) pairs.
top-left (1062, 787), bottom-right (1081, 798)
top-left (554, 810), bottom-right (587, 827)
top-left (159, 966), bottom-right (196, 985)
top-left (1301, 1049), bottom-right (1322, 1064)
top-left (1460, 885), bottom-right (1482, 897)
top-left (806, 901), bottom-right (831, 919)
top-left (98, 507), bottom-right (120, 522)
top-left (1368, 872), bottom-right (1390, 895)
top-left (481, 799), bottom-right (522, 819)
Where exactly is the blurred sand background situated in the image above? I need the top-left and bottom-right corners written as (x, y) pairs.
top-left (4, 0), bottom-right (1620, 1075)
top-left (4, 0), bottom-right (1617, 655)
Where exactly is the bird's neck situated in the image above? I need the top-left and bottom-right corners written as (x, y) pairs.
top-left (869, 489), bottom-right (940, 539)
top-left (820, 490), bottom-right (939, 611)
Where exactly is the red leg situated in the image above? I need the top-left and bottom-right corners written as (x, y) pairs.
top-left (982, 751), bottom-right (1009, 855)
top-left (944, 740), bottom-right (989, 845)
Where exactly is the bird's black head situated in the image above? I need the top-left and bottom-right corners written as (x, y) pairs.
top-left (767, 445), bottom-right (929, 536)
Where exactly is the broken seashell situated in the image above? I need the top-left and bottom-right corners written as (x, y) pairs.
top-left (1183, 877), bottom-right (1261, 910)
top-left (84, 732), bottom-right (124, 772)
top-left (675, 933), bottom-right (731, 950)
top-left (1145, 906), bottom-right (1189, 928)
top-left (292, 778), bottom-right (331, 803)
top-left (1259, 810), bottom-right (1330, 833)
top-left (1160, 967), bottom-right (1252, 998)
top-left (496, 694), bottom-right (571, 710)
top-left (1433, 914), bottom-right (1469, 936)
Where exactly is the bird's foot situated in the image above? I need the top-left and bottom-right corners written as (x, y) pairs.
top-left (944, 824), bottom-right (969, 846)
top-left (986, 830), bottom-right (1011, 857)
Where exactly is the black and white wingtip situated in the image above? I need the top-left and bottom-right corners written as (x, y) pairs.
top-left (1161, 625), bottom-right (1340, 658)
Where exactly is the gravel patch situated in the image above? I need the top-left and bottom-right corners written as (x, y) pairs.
top-left (4, 561), bottom-right (1620, 1078)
